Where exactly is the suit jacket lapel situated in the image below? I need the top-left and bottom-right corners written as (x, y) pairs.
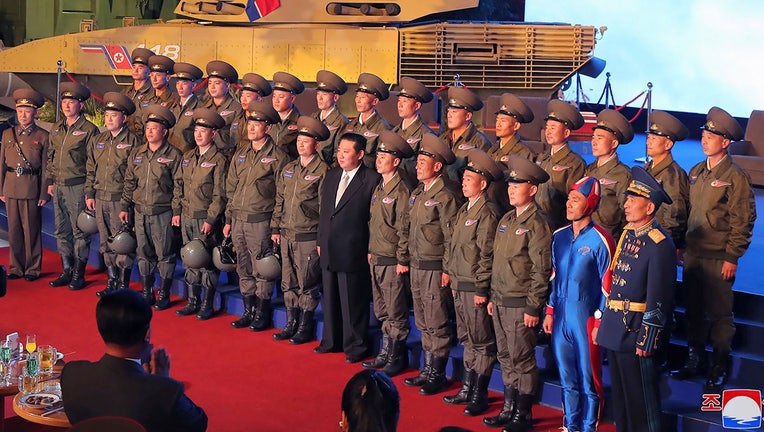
top-left (334, 165), bottom-right (366, 213)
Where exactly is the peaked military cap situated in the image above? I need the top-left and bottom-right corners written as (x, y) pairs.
top-left (130, 48), bottom-right (155, 65)
top-left (241, 73), bottom-right (272, 96)
top-left (593, 109), bottom-right (634, 144)
top-left (206, 60), bottom-right (238, 83)
top-left (504, 155), bottom-right (550, 185)
top-left (246, 101), bottom-right (280, 124)
top-left (626, 166), bottom-right (672, 206)
top-left (447, 86), bottom-right (483, 112)
top-left (296, 116), bottom-right (330, 141)
top-left (701, 106), bottom-right (743, 141)
top-left (103, 92), bottom-right (136, 115)
top-left (13, 89), bottom-right (45, 109)
top-left (465, 149), bottom-right (504, 182)
top-left (377, 130), bottom-right (415, 159)
top-left (398, 77), bottom-right (433, 103)
top-left (143, 104), bottom-right (176, 128)
top-left (60, 82), bottom-right (90, 101)
top-left (316, 70), bottom-right (348, 95)
top-left (192, 108), bottom-right (225, 130)
top-left (173, 62), bottom-right (203, 81)
top-left (646, 110), bottom-right (688, 142)
top-left (545, 99), bottom-right (584, 130)
top-left (272, 72), bottom-right (305, 95)
top-left (419, 134), bottom-right (456, 165)
top-left (496, 93), bottom-right (533, 123)
top-left (356, 73), bottom-right (389, 101)
top-left (148, 55), bottom-right (174, 74)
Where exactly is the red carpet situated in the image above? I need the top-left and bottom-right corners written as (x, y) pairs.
top-left (1, 248), bottom-right (615, 431)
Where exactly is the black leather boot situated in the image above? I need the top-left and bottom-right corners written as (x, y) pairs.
top-left (363, 335), bottom-right (391, 369)
top-left (420, 356), bottom-right (449, 395)
top-left (465, 374), bottom-right (491, 416)
top-left (176, 285), bottom-right (201, 316)
top-left (231, 296), bottom-right (257, 328)
top-left (289, 310), bottom-right (316, 344)
top-left (154, 278), bottom-right (173, 310)
top-left (96, 265), bottom-right (119, 297)
top-left (382, 340), bottom-right (408, 377)
top-left (117, 267), bottom-right (132, 290)
top-left (196, 285), bottom-right (216, 320)
top-left (273, 308), bottom-right (300, 341)
top-left (443, 369), bottom-right (475, 405)
top-left (249, 298), bottom-right (272, 331)
top-left (49, 256), bottom-right (73, 287)
top-left (705, 349), bottom-right (729, 390)
top-left (483, 386), bottom-right (517, 428)
top-left (670, 346), bottom-right (705, 379)
top-left (141, 275), bottom-right (156, 306)
top-left (405, 351), bottom-right (433, 387)
top-left (502, 394), bottom-right (533, 432)
top-left (68, 260), bottom-right (88, 291)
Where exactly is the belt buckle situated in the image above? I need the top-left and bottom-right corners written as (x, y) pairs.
top-left (623, 299), bottom-right (630, 312)
top-left (14, 166), bottom-right (23, 177)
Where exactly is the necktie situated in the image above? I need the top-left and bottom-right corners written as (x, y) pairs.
top-left (336, 172), bottom-right (350, 206)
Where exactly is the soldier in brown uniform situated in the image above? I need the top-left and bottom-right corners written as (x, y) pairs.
top-left (484, 156), bottom-right (551, 432)
top-left (312, 70), bottom-right (349, 166)
top-left (535, 100), bottom-right (586, 231)
top-left (672, 107), bottom-right (756, 390)
top-left (0, 89), bottom-right (49, 280)
top-left (440, 86), bottom-right (492, 187)
top-left (270, 116), bottom-right (330, 344)
top-left (392, 77), bottom-right (435, 189)
top-left (47, 82), bottom-right (100, 290)
top-left (585, 109), bottom-right (634, 239)
top-left (644, 110), bottom-right (690, 250)
top-left (168, 62), bottom-right (204, 153)
top-left (172, 108), bottom-right (228, 320)
top-left (488, 93), bottom-right (536, 215)
top-left (145, 55), bottom-right (179, 111)
top-left (344, 73), bottom-right (392, 168)
top-left (202, 60), bottom-right (242, 158)
top-left (402, 134), bottom-right (461, 396)
top-left (362, 131), bottom-right (415, 376)
top-left (123, 48), bottom-right (155, 137)
top-left (224, 101), bottom-right (289, 331)
top-left (119, 105), bottom-right (182, 310)
top-left (443, 149), bottom-right (502, 416)
top-left (85, 92), bottom-right (141, 296)
top-left (232, 73), bottom-right (272, 151)
top-left (269, 72), bottom-right (304, 160)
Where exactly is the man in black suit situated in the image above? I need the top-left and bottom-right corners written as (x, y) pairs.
top-left (315, 132), bottom-right (382, 362)
top-left (61, 289), bottom-right (207, 432)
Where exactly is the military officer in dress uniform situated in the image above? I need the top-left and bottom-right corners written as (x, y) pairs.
top-left (535, 100), bottom-right (586, 231)
top-left (123, 48), bottom-right (155, 137)
top-left (344, 72), bottom-right (392, 168)
top-left (403, 134), bottom-right (461, 396)
top-left (440, 86), bottom-right (492, 187)
top-left (47, 82), bottom-right (100, 290)
top-left (270, 116), bottom-right (330, 344)
top-left (268, 71), bottom-right (304, 160)
top-left (488, 93), bottom-right (536, 215)
top-left (172, 108), bottom-right (228, 320)
top-left (595, 166), bottom-right (676, 432)
top-left (392, 77), bottom-right (436, 189)
top-left (145, 55), bottom-right (179, 111)
top-left (312, 70), bottom-right (349, 166)
top-left (168, 62), bottom-right (204, 153)
top-left (224, 102), bottom-right (289, 331)
top-left (483, 156), bottom-right (551, 432)
top-left (0, 89), bottom-right (49, 281)
top-left (442, 149), bottom-right (502, 416)
top-left (202, 60), bottom-right (242, 158)
top-left (362, 131), bottom-right (414, 376)
top-left (119, 105), bottom-right (183, 310)
top-left (672, 107), bottom-right (756, 390)
top-left (85, 92), bottom-right (141, 296)
top-left (585, 109), bottom-right (634, 239)
top-left (232, 73), bottom-right (272, 151)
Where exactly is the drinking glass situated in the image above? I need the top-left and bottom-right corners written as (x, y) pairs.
top-left (0, 341), bottom-right (12, 386)
top-left (38, 345), bottom-right (57, 375)
top-left (18, 353), bottom-right (40, 394)
top-left (25, 334), bottom-right (36, 354)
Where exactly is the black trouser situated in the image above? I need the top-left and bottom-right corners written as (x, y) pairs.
top-left (318, 269), bottom-right (371, 358)
top-left (606, 350), bottom-right (662, 432)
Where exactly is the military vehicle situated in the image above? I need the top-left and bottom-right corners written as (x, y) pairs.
top-left (0, 0), bottom-right (604, 104)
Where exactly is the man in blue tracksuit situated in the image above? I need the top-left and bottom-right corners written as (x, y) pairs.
top-left (543, 176), bottom-right (615, 432)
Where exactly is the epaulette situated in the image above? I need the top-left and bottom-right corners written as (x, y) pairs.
top-left (648, 228), bottom-right (665, 244)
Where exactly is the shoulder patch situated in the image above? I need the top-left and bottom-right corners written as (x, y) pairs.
top-left (287, 124), bottom-right (298, 131)
top-left (552, 164), bottom-right (569, 171)
top-left (710, 179), bottom-right (731, 187)
top-left (72, 130), bottom-right (86, 137)
top-left (327, 125), bottom-right (339, 131)
top-left (648, 228), bottom-right (666, 244)
top-left (599, 178), bottom-right (617, 185)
